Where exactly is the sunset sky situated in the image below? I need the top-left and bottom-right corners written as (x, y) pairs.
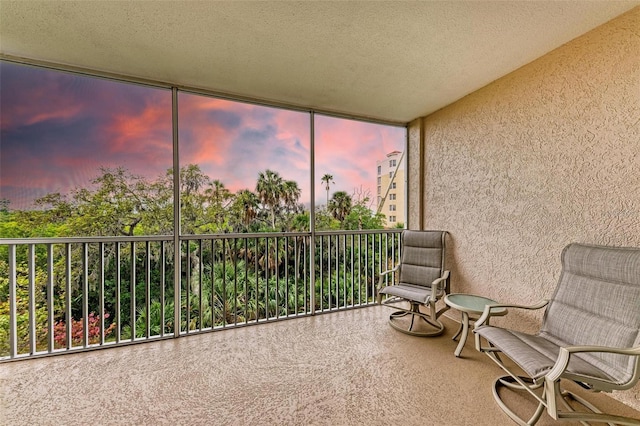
top-left (0, 61), bottom-right (405, 210)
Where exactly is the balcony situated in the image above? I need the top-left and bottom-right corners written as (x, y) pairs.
top-left (2, 306), bottom-right (639, 425)
top-left (2, 2), bottom-right (640, 420)
top-left (2, 231), bottom-right (640, 424)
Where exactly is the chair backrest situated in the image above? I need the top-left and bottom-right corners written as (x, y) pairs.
top-left (398, 230), bottom-right (448, 293)
top-left (540, 243), bottom-right (640, 386)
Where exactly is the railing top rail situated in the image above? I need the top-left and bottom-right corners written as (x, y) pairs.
top-left (180, 231), bottom-right (311, 240)
top-left (0, 235), bottom-right (174, 245)
top-left (0, 229), bottom-right (403, 245)
top-left (315, 229), bottom-right (402, 237)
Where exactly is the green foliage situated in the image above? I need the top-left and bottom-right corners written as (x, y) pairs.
top-left (328, 191), bottom-right (352, 222)
top-left (1, 165), bottom-right (400, 357)
top-left (0, 262), bottom-right (51, 355)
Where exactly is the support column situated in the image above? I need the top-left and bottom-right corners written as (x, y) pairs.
top-left (406, 118), bottom-right (424, 230)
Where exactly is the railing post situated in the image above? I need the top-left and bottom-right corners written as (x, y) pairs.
top-left (28, 244), bottom-right (36, 354)
top-left (172, 86), bottom-right (181, 338)
top-left (82, 243), bottom-right (89, 347)
top-left (99, 242), bottom-right (105, 345)
top-left (8, 245), bottom-right (17, 358)
top-left (116, 242), bottom-right (122, 343)
top-left (47, 244), bottom-right (54, 352)
top-left (309, 111), bottom-right (316, 314)
top-left (130, 241), bottom-right (136, 341)
top-left (65, 243), bottom-right (72, 350)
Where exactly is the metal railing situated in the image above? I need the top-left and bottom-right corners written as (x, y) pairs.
top-left (0, 230), bottom-right (401, 361)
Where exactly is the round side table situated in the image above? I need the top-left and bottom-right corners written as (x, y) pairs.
top-left (444, 293), bottom-right (507, 357)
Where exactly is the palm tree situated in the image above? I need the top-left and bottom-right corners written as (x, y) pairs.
top-left (328, 191), bottom-right (352, 222)
top-left (230, 189), bottom-right (260, 231)
top-left (256, 169), bottom-right (284, 229)
top-left (320, 173), bottom-right (334, 207)
top-left (282, 180), bottom-right (301, 214)
top-left (206, 180), bottom-right (232, 230)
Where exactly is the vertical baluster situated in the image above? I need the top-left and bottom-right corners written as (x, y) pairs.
top-left (380, 234), bottom-right (384, 288)
top-left (146, 241), bottom-right (151, 338)
top-left (160, 240), bottom-right (166, 337)
top-left (116, 242), bottom-right (121, 343)
top-left (265, 237), bottom-right (269, 319)
top-left (275, 236), bottom-right (279, 318)
top-left (330, 235), bottom-right (335, 310)
top-left (185, 240), bottom-right (190, 333)
top-left (391, 233), bottom-right (396, 286)
top-left (365, 234), bottom-right (370, 301)
top-left (244, 237), bottom-right (248, 325)
top-left (222, 239), bottom-right (227, 327)
top-left (303, 236), bottom-right (308, 314)
top-left (333, 236), bottom-right (337, 309)
top-left (308, 233), bottom-right (314, 315)
top-left (374, 234), bottom-right (378, 288)
top-left (349, 234), bottom-right (354, 307)
top-left (99, 242), bottom-right (105, 345)
top-left (384, 233), bottom-right (389, 287)
top-left (319, 235), bottom-right (323, 311)
top-left (327, 235), bottom-right (331, 310)
top-left (65, 243), bottom-right (72, 350)
top-left (198, 239), bottom-right (203, 331)
top-left (82, 243), bottom-right (89, 347)
top-left (335, 235), bottom-right (339, 309)
top-left (28, 244), bottom-right (36, 354)
top-left (47, 244), bottom-right (54, 353)
top-left (357, 234), bottom-right (362, 306)
top-left (8, 245), bottom-right (17, 358)
top-left (344, 234), bottom-right (348, 308)
top-left (211, 238), bottom-right (216, 328)
top-left (339, 234), bottom-right (343, 308)
top-left (130, 241), bottom-right (136, 341)
top-left (285, 236), bottom-right (290, 317)
top-left (233, 238), bottom-right (238, 326)
top-left (254, 237), bottom-right (259, 322)
top-left (293, 236), bottom-right (298, 316)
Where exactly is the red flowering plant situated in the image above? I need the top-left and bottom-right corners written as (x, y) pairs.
top-left (53, 312), bottom-right (117, 347)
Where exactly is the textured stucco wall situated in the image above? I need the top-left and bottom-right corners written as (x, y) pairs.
top-left (407, 119), bottom-right (422, 230)
top-left (418, 7), bottom-right (640, 408)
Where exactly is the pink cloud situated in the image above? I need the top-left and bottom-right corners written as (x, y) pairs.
top-left (2, 61), bottom-right (405, 212)
top-left (312, 115), bottom-right (405, 205)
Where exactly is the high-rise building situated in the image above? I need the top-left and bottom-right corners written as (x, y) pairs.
top-left (376, 151), bottom-right (405, 227)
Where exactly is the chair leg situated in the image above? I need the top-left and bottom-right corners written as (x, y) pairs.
top-left (386, 302), bottom-right (445, 337)
top-left (492, 375), bottom-right (546, 426)
top-left (553, 387), bottom-right (640, 425)
top-left (492, 375), bottom-right (640, 426)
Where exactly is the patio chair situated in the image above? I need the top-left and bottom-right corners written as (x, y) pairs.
top-left (376, 230), bottom-right (450, 337)
top-left (474, 243), bottom-right (640, 425)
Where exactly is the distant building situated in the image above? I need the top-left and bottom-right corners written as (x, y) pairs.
top-left (376, 151), bottom-right (405, 227)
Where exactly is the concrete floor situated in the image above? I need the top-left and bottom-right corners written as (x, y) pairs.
top-left (1, 305), bottom-right (638, 425)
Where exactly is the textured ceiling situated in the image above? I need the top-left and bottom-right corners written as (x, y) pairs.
top-left (1, 1), bottom-right (638, 123)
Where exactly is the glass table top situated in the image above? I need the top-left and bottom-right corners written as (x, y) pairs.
top-left (445, 293), bottom-right (507, 314)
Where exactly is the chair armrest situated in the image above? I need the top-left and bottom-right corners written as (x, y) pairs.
top-left (376, 264), bottom-right (400, 291)
top-left (546, 344), bottom-right (640, 383)
top-left (428, 270), bottom-right (450, 301)
top-left (475, 299), bottom-right (549, 328)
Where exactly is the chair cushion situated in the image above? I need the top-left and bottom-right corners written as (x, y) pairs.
top-left (398, 231), bottom-right (444, 288)
top-left (379, 283), bottom-right (432, 304)
top-left (475, 326), bottom-right (622, 384)
top-left (540, 244), bottom-right (640, 385)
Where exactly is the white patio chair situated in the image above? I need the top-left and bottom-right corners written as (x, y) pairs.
top-left (376, 230), bottom-right (450, 337)
top-left (475, 243), bottom-right (640, 425)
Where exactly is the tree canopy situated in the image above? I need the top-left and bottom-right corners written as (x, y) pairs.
top-left (1, 164), bottom-right (388, 238)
